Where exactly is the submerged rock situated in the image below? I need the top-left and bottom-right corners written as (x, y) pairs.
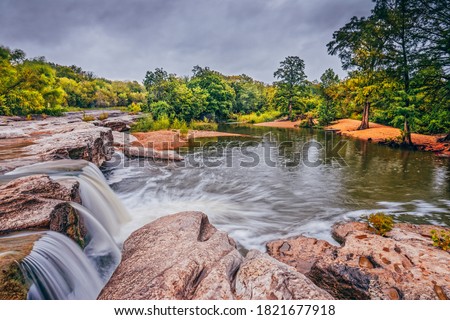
top-left (0, 175), bottom-right (86, 245)
top-left (99, 211), bottom-right (331, 300)
top-left (267, 222), bottom-right (450, 300)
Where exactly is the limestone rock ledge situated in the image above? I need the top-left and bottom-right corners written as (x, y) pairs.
top-left (0, 174), bottom-right (86, 245)
top-left (267, 222), bottom-right (450, 300)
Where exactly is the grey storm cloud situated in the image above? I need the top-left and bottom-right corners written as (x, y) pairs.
top-left (0, 0), bottom-right (373, 83)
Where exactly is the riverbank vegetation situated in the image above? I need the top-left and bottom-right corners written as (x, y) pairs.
top-left (0, 0), bottom-right (448, 138)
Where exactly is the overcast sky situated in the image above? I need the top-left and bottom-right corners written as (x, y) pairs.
top-left (0, 0), bottom-right (373, 83)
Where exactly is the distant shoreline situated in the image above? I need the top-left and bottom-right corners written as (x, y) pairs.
top-left (254, 118), bottom-right (450, 157)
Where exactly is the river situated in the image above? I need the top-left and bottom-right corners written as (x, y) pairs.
top-left (104, 125), bottom-right (450, 251)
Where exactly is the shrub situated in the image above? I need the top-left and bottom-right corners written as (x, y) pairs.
top-left (152, 114), bottom-right (171, 131)
top-left (149, 101), bottom-right (174, 120)
top-left (431, 229), bottom-right (450, 251)
top-left (236, 110), bottom-right (281, 124)
top-left (128, 102), bottom-right (141, 115)
top-left (82, 112), bottom-right (95, 122)
top-left (131, 115), bottom-right (154, 132)
top-left (97, 112), bottom-right (109, 121)
top-left (367, 212), bottom-right (394, 236)
top-left (26, 114), bottom-right (32, 121)
top-left (179, 122), bottom-right (189, 137)
top-left (171, 118), bottom-right (186, 130)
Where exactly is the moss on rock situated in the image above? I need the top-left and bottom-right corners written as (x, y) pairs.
top-left (0, 233), bottom-right (41, 300)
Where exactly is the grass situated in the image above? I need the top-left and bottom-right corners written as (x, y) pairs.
top-left (235, 110), bottom-right (281, 124)
top-left (82, 112), bottom-right (95, 122)
top-left (97, 112), bottom-right (109, 121)
top-left (65, 106), bottom-right (128, 112)
top-left (131, 115), bottom-right (218, 133)
top-left (189, 119), bottom-right (218, 131)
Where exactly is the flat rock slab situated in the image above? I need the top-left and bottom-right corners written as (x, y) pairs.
top-left (268, 222), bottom-right (450, 300)
top-left (0, 175), bottom-right (85, 245)
top-left (99, 212), bottom-right (331, 300)
top-left (0, 113), bottom-right (139, 172)
top-left (26, 126), bottom-right (113, 166)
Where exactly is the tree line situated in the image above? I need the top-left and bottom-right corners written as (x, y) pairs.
top-left (0, 0), bottom-right (448, 139)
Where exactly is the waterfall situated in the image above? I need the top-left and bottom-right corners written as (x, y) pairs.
top-left (70, 202), bottom-right (121, 280)
top-left (21, 231), bottom-right (104, 300)
top-left (73, 169), bottom-right (130, 236)
top-left (3, 159), bottom-right (130, 299)
top-left (7, 160), bottom-right (130, 237)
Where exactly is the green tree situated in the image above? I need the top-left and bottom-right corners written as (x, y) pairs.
top-left (273, 56), bottom-right (307, 119)
top-left (328, 16), bottom-right (386, 130)
top-left (0, 46), bottom-right (65, 115)
top-left (144, 68), bottom-right (169, 102)
top-left (189, 66), bottom-right (235, 121)
top-left (318, 68), bottom-right (340, 125)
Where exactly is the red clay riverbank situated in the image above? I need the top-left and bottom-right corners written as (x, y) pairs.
top-left (325, 119), bottom-right (449, 156)
top-left (132, 130), bottom-right (246, 150)
top-left (254, 118), bottom-right (449, 157)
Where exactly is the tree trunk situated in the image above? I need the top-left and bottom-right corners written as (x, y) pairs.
top-left (357, 98), bottom-right (370, 130)
top-left (437, 132), bottom-right (450, 142)
top-left (402, 117), bottom-right (413, 145)
top-left (288, 100), bottom-right (293, 120)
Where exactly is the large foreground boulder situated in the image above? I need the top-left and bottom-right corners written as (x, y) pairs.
top-left (267, 222), bottom-right (450, 300)
top-left (0, 175), bottom-right (85, 245)
top-left (99, 212), bottom-right (332, 300)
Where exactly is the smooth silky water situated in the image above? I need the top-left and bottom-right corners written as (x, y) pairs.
top-left (2, 161), bottom-right (128, 299)
top-left (104, 125), bottom-right (450, 250)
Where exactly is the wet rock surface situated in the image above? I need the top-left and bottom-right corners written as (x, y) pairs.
top-left (99, 212), bottom-right (332, 300)
top-left (0, 175), bottom-right (85, 244)
top-left (267, 222), bottom-right (450, 300)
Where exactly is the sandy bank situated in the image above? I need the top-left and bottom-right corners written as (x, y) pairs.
top-left (325, 119), bottom-right (449, 156)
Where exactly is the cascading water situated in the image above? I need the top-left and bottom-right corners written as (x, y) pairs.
top-left (21, 231), bottom-right (104, 300)
top-left (70, 202), bottom-right (121, 280)
top-left (3, 159), bottom-right (130, 299)
top-left (73, 169), bottom-right (130, 236)
top-left (7, 159), bottom-right (130, 237)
